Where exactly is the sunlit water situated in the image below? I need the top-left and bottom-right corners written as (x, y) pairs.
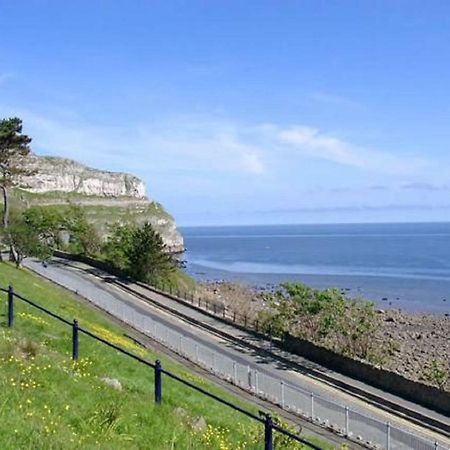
top-left (181, 223), bottom-right (450, 314)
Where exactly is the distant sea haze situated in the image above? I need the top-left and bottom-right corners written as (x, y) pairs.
top-left (181, 223), bottom-right (450, 314)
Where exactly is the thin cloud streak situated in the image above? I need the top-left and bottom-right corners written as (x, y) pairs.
top-left (0, 107), bottom-right (441, 186)
top-left (276, 125), bottom-right (429, 175)
top-left (402, 182), bottom-right (449, 191)
top-left (253, 203), bottom-right (450, 215)
top-left (4, 109), bottom-right (267, 176)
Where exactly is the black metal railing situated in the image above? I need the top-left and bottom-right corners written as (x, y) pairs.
top-left (1, 285), bottom-right (322, 450)
top-left (151, 278), bottom-right (273, 337)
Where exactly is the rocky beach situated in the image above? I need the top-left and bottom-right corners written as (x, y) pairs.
top-left (197, 280), bottom-right (450, 392)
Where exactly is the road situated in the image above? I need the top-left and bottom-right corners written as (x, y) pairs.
top-left (24, 258), bottom-right (450, 450)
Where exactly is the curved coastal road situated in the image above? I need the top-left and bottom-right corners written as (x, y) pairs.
top-left (23, 258), bottom-right (450, 450)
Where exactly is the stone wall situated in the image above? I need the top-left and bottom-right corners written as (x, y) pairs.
top-left (283, 333), bottom-right (450, 417)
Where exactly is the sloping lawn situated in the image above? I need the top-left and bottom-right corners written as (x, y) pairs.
top-left (0, 262), bottom-right (330, 449)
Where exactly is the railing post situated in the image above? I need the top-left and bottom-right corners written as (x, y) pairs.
top-left (310, 392), bottom-right (315, 420)
top-left (386, 422), bottom-right (391, 450)
top-left (154, 360), bottom-right (162, 404)
top-left (7, 285), bottom-right (14, 327)
top-left (264, 414), bottom-right (273, 450)
top-left (345, 406), bottom-right (349, 436)
top-left (72, 319), bottom-right (79, 361)
top-left (268, 324), bottom-right (273, 350)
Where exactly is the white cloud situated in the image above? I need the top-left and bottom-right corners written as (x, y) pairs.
top-left (0, 107), bottom-right (437, 182)
top-left (2, 109), bottom-right (267, 177)
top-left (276, 125), bottom-right (428, 175)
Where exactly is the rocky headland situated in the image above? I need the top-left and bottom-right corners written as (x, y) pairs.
top-left (14, 154), bottom-right (184, 252)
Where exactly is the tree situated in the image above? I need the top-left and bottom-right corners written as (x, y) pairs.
top-left (125, 223), bottom-right (175, 284)
top-left (23, 206), bottom-right (65, 248)
top-left (64, 205), bottom-right (100, 256)
top-left (22, 205), bottom-right (100, 255)
top-left (0, 118), bottom-right (32, 230)
top-left (102, 223), bottom-right (134, 271)
top-left (3, 212), bottom-right (52, 267)
top-left (103, 222), bottom-right (175, 283)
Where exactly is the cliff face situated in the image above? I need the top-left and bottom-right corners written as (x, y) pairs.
top-left (18, 154), bottom-right (184, 253)
top-left (20, 155), bottom-right (146, 198)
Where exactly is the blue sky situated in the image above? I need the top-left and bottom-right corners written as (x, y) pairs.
top-left (1, 1), bottom-right (449, 225)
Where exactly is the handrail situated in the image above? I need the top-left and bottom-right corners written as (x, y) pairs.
top-left (2, 284), bottom-right (322, 450)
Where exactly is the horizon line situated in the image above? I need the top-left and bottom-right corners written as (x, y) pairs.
top-left (179, 220), bottom-right (450, 228)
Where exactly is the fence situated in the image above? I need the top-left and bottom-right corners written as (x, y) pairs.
top-left (2, 285), bottom-right (321, 450)
top-left (53, 252), bottom-right (450, 415)
top-left (19, 260), bottom-right (450, 450)
top-left (149, 283), bottom-right (449, 450)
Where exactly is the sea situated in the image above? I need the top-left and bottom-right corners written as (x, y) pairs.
top-left (181, 222), bottom-right (450, 314)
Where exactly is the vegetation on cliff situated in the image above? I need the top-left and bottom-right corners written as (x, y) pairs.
top-left (14, 188), bottom-right (182, 251)
top-left (0, 116), bottom-right (185, 288)
top-left (0, 116), bottom-right (183, 253)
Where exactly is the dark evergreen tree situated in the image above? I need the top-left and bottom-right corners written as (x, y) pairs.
top-left (125, 223), bottom-right (175, 284)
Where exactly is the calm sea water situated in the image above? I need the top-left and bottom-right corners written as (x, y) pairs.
top-left (181, 223), bottom-right (450, 314)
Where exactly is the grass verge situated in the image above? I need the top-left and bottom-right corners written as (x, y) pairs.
top-left (0, 262), bottom-right (332, 450)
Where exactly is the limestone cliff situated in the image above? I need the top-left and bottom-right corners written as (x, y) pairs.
top-left (17, 154), bottom-right (184, 253)
top-left (20, 155), bottom-right (146, 198)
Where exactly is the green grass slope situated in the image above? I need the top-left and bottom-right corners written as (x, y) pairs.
top-left (0, 263), bottom-right (330, 450)
top-left (12, 188), bottom-right (176, 238)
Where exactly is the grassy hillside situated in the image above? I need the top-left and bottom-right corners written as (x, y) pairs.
top-left (0, 263), bottom-right (330, 449)
top-left (12, 188), bottom-right (175, 236)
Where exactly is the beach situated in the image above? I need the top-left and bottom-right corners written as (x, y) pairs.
top-left (197, 280), bottom-right (450, 391)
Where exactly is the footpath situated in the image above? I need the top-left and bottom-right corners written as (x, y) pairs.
top-left (25, 257), bottom-right (450, 449)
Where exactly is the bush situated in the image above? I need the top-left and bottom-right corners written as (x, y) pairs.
top-left (424, 359), bottom-right (449, 390)
top-left (260, 283), bottom-right (386, 363)
top-left (102, 222), bottom-right (175, 284)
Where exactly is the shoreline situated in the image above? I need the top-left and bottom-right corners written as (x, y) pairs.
top-left (194, 278), bottom-right (450, 392)
top-left (186, 262), bottom-right (450, 315)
